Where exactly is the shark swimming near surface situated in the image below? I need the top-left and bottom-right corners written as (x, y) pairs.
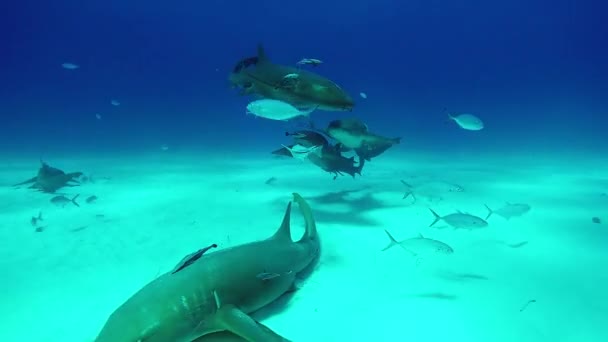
top-left (13, 160), bottom-right (83, 193)
top-left (229, 44), bottom-right (355, 112)
top-left (94, 193), bottom-right (320, 342)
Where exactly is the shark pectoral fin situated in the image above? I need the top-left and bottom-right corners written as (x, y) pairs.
top-left (215, 304), bottom-right (290, 342)
top-left (13, 176), bottom-right (37, 186)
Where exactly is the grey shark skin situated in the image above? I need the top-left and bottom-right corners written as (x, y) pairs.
top-left (307, 144), bottom-right (365, 180)
top-left (229, 44), bottom-right (355, 111)
top-left (13, 160), bottom-right (82, 193)
top-left (326, 118), bottom-right (401, 150)
top-left (94, 193), bottom-right (319, 342)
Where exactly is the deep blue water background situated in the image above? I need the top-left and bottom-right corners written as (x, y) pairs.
top-left (1, 0), bottom-right (607, 157)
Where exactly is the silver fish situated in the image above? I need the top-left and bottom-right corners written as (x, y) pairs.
top-left (50, 194), bottom-right (80, 207)
top-left (484, 203), bottom-right (531, 220)
top-left (381, 229), bottom-right (454, 256)
top-left (429, 208), bottom-right (487, 229)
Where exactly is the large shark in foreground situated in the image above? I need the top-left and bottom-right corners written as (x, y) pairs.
top-left (94, 193), bottom-right (320, 342)
top-left (229, 45), bottom-right (355, 111)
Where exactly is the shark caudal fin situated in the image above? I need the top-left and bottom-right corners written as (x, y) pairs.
top-left (292, 193), bottom-right (317, 242)
top-left (272, 201), bottom-right (293, 242)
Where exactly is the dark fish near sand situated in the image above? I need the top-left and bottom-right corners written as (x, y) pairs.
top-left (429, 208), bottom-right (487, 229)
top-left (86, 195), bottom-right (98, 204)
top-left (13, 160), bottom-right (83, 193)
top-left (484, 203), bottom-right (531, 220)
top-left (50, 194), bottom-right (80, 207)
top-left (30, 211), bottom-right (43, 226)
top-left (307, 144), bottom-right (365, 180)
top-left (381, 229), bottom-right (454, 256)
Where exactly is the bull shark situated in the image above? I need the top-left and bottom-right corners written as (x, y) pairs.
top-left (325, 118), bottom-right (401, 152)
top-left (307, 144), bottom-right (365, 180)
top-left (13, 160), bottom-right (83, 193)
top-left (229, 44), bottom-right (355, 111)
top-left (94, 193), bottom-right (320, 342)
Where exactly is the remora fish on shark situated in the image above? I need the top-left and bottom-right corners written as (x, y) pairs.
top-left (229, 44), bottom-right (354, 111)
top-left (94, 193), bottom-right (319, 342)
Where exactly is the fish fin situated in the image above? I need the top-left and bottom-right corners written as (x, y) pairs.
top-left (484, 204), bottom-right (493, 220)
top-left (429, 208), bottom-right (442, 227)
top-left (418, 233), bottom-right (424, 238)
top-left (71, 194), bottom-right (80, 207)
top-left (293, 193), bottom-right (317, 242)
top-left (392, 137), bottom-right (401, 144)
top-left (381, 229), bottom-right (399, 251)
top-left (13, 176), bottom-right (37, 186)
top-left (272, 201), bottom-right (292, 242)
top-left (256, 43), bottom-right (269, 64)
top-left (214, 304), bottom-right (290, 341)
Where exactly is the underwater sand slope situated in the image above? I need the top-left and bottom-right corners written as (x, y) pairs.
top-left (0, 152), bottom-right (607, 342)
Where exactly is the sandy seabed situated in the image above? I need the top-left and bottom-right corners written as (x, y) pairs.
top-left (0, 150), bottom-right (607, 342)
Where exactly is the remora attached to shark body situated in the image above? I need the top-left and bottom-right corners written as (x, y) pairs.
top-left (229, 44), bottom-right (355, 112)
top-left (94, 193), bottom-right (320, 342)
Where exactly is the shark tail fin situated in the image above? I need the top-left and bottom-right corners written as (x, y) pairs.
top-left (293, 193), bottom-right (317, 242)
top-left (272, 201), bottom-right (292, 242)
top-left (381, 230), bottom-right (399, 251)
top-left (429, 208), bottom-right (441, 227)
top-left (484, 204), bottom-right (493, 220)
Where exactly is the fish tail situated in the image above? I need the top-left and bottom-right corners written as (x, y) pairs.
top-left (381, 229), bottom-right (399, 251)
top-left (38, 211), bottom-right (43, 221)
top-left (429, 208), bottom-right (441, 227)
top-left (392, 137), bottom-right (402, 144)
top-left (71, 194), bottom-right (80, 207)
top-left (484, 204), bottom-right (493, 220)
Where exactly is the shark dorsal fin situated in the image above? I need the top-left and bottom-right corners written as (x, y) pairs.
top-left (257, 44), bottom-right (269, 64)
top-left (272, 201), bottom-right (292, 242)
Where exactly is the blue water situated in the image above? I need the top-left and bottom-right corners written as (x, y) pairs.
top-left (2, 0), bottom-right (606, 155)
top-left (1, 1), bottom-right (607, 341)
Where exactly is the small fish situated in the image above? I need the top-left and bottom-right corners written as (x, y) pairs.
top-left (265, 177), bottom-right (277, 185)
top-left (519, 299), bottom-right (537, 312)
top-left (506, 241), bottom-right (529, 248)
top-left (448, 113), bottom-right (484, 131)
top-left (50, 194), bottom-right (80, 207)
top-left (95, 113), bottom-right (102, 120)
top-left (71, 225), bottom-right (88, 232)
top-left (359, 92), bottom-right (367, 99)
top-left (61, 62), bottom-right (79, 70)
top-left (256, 270), bottom-right (293, 281)
top-left (246, 99), bottom-right (316, 121)
top-left (256, 272), bottom-right (281, 280)
top-left (86, 195), bottom-right (98, 204)
top-left (171, 243), bottom-right (218, 274)
top-left (283, 73), bottom-right (299, 79)
top-left (281, 144), bottom-right (322, 161)
top-left (484, 203), bottom-right (531, 220)
top-left (429, 208), bottom-right (488, 229)
top-left (381, 229), bottom-right (454, 256)
top-left (592, 217), bottom-right (601, 224)
top-left (35, 226), bottom-right (46, 233)
top-left (30, 211), bottom-right (43, 226)
top-left (110, 99), bottom-right (120, 106)
top-left (160, 144), bottom-right (169, 151)
top-left (296, 58), bottom-right (323, 67)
